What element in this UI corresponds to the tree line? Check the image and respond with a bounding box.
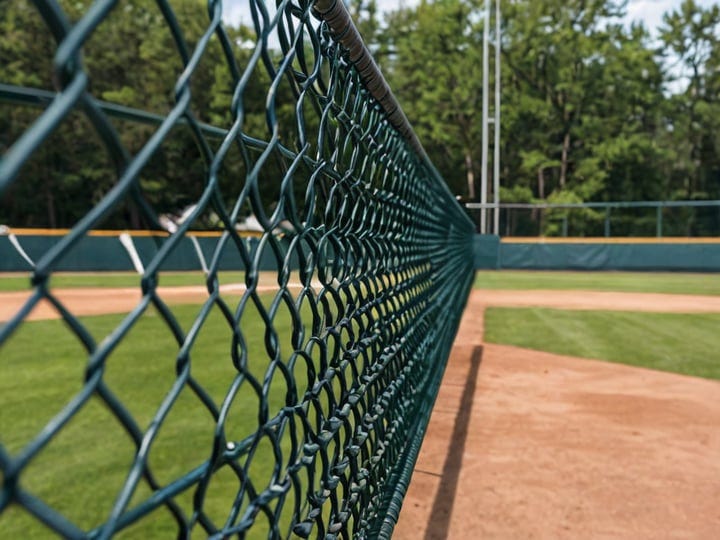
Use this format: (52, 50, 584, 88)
(0, 0, 302, 230)
(1, 0, 719, 235)
(369, 0, 720, 235)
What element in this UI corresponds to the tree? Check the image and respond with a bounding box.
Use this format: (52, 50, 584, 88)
(659, 0, 720, 209)
(502, 0, 628, 198)
(0, 0, 280, 228)
(0, 1, 89, 228)
(384, 0, 484, 199)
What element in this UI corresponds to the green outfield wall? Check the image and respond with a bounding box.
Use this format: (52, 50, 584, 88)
(0, 232, 294, 272)
(3, 233, 718, 273)
(474, 235, 720, 271)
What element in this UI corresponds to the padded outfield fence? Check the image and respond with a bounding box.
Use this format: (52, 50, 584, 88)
(0, 0, 474, 538)
(0, 229, 288, 272)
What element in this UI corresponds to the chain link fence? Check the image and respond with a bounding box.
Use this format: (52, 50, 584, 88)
(0, 0, 475, 537)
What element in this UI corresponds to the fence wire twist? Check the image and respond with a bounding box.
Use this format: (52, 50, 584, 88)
(0, 0, 475, 538)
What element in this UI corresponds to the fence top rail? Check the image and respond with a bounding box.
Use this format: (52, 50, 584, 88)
(313, 0, 469, 225)
(313, 0, 422, 157)
(466, 200, 720, 210)
(501, 236, 720, 244)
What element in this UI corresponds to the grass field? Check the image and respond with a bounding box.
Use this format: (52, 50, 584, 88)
(0, 301, 313, 538)
(475, 270, 720, 295)
(1, 270, 718, 296)
(0, 271, 250, 292)
(484, 307, 720, 380)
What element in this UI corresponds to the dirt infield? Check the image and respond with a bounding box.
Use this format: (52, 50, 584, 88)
(0, 284, 299, 321)
(3, 286, 720, 322)
(393, 290, 720, 539)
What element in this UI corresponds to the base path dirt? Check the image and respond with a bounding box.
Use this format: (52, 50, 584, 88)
(0, 284, 299, 322)
(3, 286, 720, 322)
(393, 290, 720, 539)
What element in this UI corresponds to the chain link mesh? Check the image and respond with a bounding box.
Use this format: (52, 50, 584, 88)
(0, 0, 475, 537)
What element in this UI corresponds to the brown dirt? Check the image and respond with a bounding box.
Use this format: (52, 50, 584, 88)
(3, 286, 719, 323)
(0, 284, 301, 322)
(393, 290, 720, 539)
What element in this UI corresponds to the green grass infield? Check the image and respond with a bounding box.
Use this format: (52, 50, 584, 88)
(484, 307, 720, 380)
(475, 270, 720, 296)
(2, 270, 719, 296)
(0, 271, 249, 292)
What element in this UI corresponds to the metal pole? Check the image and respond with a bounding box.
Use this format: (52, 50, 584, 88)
(492, 0, 501, 236)
(656, 205, 663, 237)
(480, 0, 490, 234)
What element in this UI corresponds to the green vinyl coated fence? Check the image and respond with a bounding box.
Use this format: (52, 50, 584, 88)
(471, 235, 720, 272)
(498, 239, 720, 271)
(0, 0, 475, 538)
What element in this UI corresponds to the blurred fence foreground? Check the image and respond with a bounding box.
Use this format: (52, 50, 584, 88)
(0, 0, 474, 538)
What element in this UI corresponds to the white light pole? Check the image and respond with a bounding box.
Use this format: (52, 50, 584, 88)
(480, 0, 490, 234)
(481, 0, 501, 236)
(493, 0, 501, 235)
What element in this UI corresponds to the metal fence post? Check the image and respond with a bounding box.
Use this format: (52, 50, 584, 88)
(604, 207, 611, 237)
(463, 200, 720, 237)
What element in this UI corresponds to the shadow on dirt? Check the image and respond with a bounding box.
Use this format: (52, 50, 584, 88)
(424, 345, 483, 540)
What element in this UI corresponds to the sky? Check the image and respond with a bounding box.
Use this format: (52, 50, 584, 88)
(624, 0, 716, 35)
(223, 0, 719, 33)
(221, 0, 716, 91)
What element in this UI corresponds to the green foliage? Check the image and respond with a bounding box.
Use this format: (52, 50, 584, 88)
(382, 0, 484, 198)
(378, 0, 720, 235)
(490, 0, 678, 215)
(2, 0, 720, 235)
(658, 0, 720, 216)
(0, 271, 250, 291)
(484, 307, 720, 380)
(0, 0, 303, 228)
